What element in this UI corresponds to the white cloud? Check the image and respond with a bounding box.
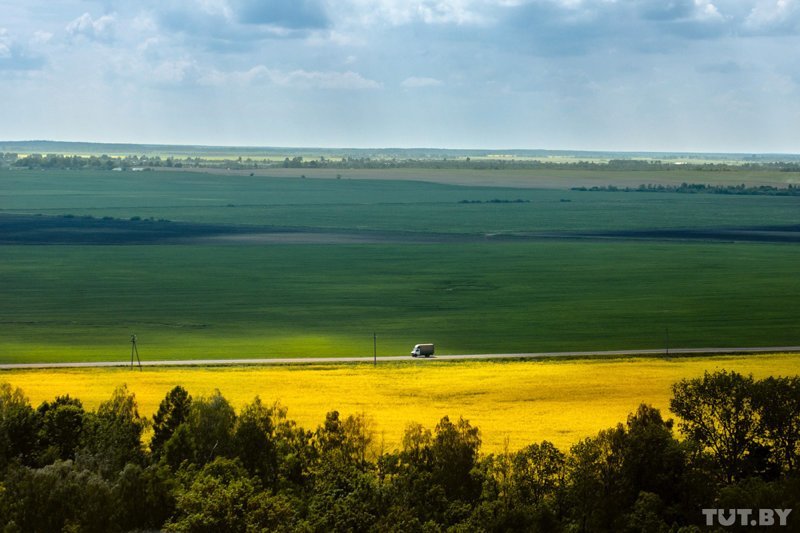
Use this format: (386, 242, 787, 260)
(31, 31, 53, 45)
(744, 0, 800, 30)
(258, 67, 382, 89)
(195, 0, 234, 19)
(138, 37, 162, 56)
(0, 29, 10, 58)
(306, 30, 365, 47)
(178, 64, 382, 90)
(693, 0, 724, 20)
(131, 14, 158, 33)
(402, 76, 444, 88)
(0, 27, 45, 70)
(340, 0, 491, 27)
(284, 69, 380, 89)
(151, 59, 201, 84)
(66, 13, 116, 41)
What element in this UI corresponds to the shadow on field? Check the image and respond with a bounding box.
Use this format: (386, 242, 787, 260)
(575, 226, 800, 244)
(2, 213, 800, 245)
(0, 213, 463, 245)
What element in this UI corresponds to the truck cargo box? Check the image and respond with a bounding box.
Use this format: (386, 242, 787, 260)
(411, 343, 434, 357)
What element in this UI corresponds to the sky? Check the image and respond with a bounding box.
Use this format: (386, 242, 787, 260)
(0, 0, 799, 152)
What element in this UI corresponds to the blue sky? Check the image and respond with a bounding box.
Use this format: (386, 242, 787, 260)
(1, 0, 798, 152)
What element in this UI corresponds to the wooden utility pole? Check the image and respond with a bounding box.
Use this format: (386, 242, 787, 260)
(130, 334, 142, 371)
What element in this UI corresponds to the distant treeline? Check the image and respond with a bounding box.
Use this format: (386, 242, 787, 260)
(5, 151, 800, 173)
(4, 153, 178, 170)
(573, 182, 800, 196)
(8, 140, 800, 162)
(458, 199, 531, 204)
(1, 370, 798, 532)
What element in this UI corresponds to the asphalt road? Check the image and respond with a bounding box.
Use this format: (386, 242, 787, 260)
(1, 346, 798, 370)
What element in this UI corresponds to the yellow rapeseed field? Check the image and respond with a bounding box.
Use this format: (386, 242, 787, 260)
(2, 354, 798, 453)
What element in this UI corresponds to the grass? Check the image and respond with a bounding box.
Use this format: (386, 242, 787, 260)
(3, 170, 800, 234)
(2, 241, 800, 363)
(160, 166, 800, 189)
(2, 354, 798, 452)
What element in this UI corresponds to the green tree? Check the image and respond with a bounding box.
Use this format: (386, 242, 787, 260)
(266, 402, 315, 492)
(400, 422, 433, 469)
(564, 405, 690, 532)
(112, 462, 178, 531)
(151, 385, 192, 458)
(0, 383, 40, 470)
(305, 411, 383, 531)
(467, 445, 564, 533)
(431, 416, 483, 504)
(0, 460, 114, 533)
(163, 423, 196, 471)
(245, 491, 301, 532)
(78, 384, 148, 478)
(36, 395, 85, 464)
(714, 477, 800, 533)
(623, 491, 671, 533)
(670, 371, 760, 483)
(512, 441, 566, 506)
(565, 426, 627, 532)
(381, 423, 446, 525)
(165, 457, 258, 533)
(619, 404, 685, 507)
(179, 389, 236, 466)
(307, 459, 381, 532)
(754, 376, 800, 474)
(315, 410, 375, 470)
(233, 396, 277, 484)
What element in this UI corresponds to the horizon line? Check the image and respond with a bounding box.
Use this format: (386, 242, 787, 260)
(2, 139, 799, 157)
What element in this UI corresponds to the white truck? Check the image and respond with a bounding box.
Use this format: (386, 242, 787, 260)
(411, 343, 435, 358)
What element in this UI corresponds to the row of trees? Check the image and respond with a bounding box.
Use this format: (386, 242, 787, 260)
(0, 370, 798, 532)
(278, 157, 800, 173)
(5, 151, 800, 173)
(572, 183, 800, 196)
(9, 153, 181, 170)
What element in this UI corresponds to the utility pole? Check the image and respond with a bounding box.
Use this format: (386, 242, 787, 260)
(665, 327, 670, 356)
(373, 332, 377, 367)
(130, 334, 142, 371)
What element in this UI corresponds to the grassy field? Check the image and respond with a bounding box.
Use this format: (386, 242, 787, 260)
(1, 167, 799, 363)
(161, 165, 800, 189)
(2, 354, 798, 452)
(3, 170, 800, 233)
(2, 241, 800, 362)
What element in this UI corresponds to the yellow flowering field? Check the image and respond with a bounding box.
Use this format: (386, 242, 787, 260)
(2, 354, 798, 453)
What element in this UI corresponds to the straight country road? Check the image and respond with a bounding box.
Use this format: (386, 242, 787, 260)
(1, 346, 798, 370)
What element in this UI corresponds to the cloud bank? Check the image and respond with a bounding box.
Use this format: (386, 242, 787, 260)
(0, 0, 798, 151)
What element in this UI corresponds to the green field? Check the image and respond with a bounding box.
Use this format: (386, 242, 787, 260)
(1, 167, 799, 363)
(3, 169, 800, 233)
